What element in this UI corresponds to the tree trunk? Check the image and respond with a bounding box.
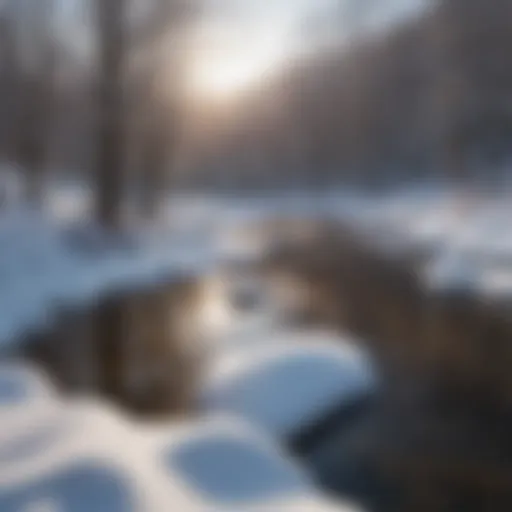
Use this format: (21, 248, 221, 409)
(18, 74, 51, 207)
(95, 0, 127, 230)
(0, 14, 19, 163)
(139, 112, 169, 220)
(14, 0, 56, 209)
(93, 0, 127, 410)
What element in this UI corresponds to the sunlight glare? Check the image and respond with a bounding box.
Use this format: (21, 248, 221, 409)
(188, 27, 288, 100)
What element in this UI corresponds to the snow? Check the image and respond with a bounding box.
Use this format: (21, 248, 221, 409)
(171, 435, 306, 502)
(201, 335, 376, 439)
(0, 399, 158, 512)
(0, 208, 218, 350)
(2, 182, 511, 340)
(310, 186, 512, 300)
(476, 268, 512, 300)
(196, 271, 284, 349)
(147, 417, 311, 506)
(356, 191, 465, 261)
(423, 201, 512, 296)
(0, 165, 24, 208)
(0, 188, 371, 509)
(0, 362, 62, 461)
(195, 270, 376, 442)
(0, 363, 358, 511)
(143, 416, 360, 511)
(1, 463, 138, 512)
(6, 182, 512, 510)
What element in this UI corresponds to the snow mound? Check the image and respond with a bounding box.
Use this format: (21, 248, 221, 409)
(0, 210, 216, 350)
(201, 335, 376, 438)
(0, 399, 152, 512)
(1, 462, 137, 512)
(0, 365, 358, 511)
(145, 416, 360, 511)
(424, 203, 512, 296)
(0, 362, 62, 457)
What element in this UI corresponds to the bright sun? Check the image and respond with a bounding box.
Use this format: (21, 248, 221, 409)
(187, 27, 287, 100)
(193, 54, 269, 97)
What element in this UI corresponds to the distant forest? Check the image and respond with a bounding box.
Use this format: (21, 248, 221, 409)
(183, 0, 512, 191)
(1, 0, 512, 206)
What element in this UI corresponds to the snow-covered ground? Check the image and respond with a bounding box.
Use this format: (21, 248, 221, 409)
(0, 183, 377, 510)
(0, 180, 510, 344)
(0, 363, 361, 511)
(201, 333, 375, 439)
(0, 207, 220, 350)
(193, 263, 377, 440)
(2, 179, 512, 509)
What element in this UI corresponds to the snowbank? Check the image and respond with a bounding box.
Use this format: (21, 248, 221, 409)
(140, 415, 360, 511)
(0, 362, 61, 460)
(0, 209, 218, 350)
(201, 334, 376, 439)
(0, 365, 359, 511)
(424, 202, 512, 296)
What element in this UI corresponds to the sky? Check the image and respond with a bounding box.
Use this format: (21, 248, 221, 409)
(21, 0, 429, 97)
(186, 0, 429, 98)
(51, 0, 429, 55)
(204, 0, 429, 48)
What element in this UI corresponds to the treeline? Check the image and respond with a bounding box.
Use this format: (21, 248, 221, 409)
(182, 0, 512, 191)
(2, 0, 512, 204)
(0, 0, 194, 226)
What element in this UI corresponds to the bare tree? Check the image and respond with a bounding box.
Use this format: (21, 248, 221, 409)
(95, 0, 128, 230)
(431, 0, 512, 191)
(9, 0, 56, 207)
(132, 0, 195, 221)
(0, 10, 19, 163)
(138, 96, 172, 219)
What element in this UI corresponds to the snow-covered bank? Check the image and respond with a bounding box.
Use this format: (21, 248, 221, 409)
(2, 180, 511, 350)
(0, 208, 219, 351)
(201, 332, 375, 440)
(0, 363, 361, 511)
(3, 181, 512, 510)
